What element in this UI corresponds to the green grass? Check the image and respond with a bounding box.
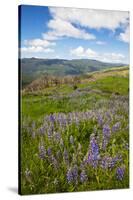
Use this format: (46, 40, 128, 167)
(20, 70, 129, 194)
(22, 93, 103, 120)
(89, 76, 129, 95)
(22, 75, 129, 120)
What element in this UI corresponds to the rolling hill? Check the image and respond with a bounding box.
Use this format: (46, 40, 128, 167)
(20, 57, 126, 88)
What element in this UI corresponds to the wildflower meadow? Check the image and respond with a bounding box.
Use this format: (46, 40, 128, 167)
(20, 68, 129, 194)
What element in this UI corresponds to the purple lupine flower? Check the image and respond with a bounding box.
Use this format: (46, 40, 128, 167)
(51, 155, 58, 169)
(80, 170, 87, 183)
(112, 122, 121, 133)
(88, 152, 93, 164)
(101, 155, 122, 170)
(48, 129, 52, 139)
(62, 117, 67, 127)
(72, 165, 78, 182)
(87, 135, 100, 168)
(80, 158, 87, 169)
(102, 137, 108, 150)
(125, 143, 129, 150)
(58, 114, 63, 126)
(116, 166, 125, 181)
(101, 156, 110, 169)
(105, 111, 112, 123)
(39, 126, 45, 135)
(66, 165, 78, 184)
(90, 137, 99, 160)
(54, 132, 61, 141)
(38, 144, 46, 159)
(108, 157, 119, 169)
(68, 113, 73, 124)
(101, 157, 108, 169)
(67, 168, 73, 184)
(58, 114, 67, 127)
(103, 124, 111, 137)
(102, 124, 111, 150)
(97, 115, 103, 126)
(47, 147, 52, 156)
(49, 114, 55, 123)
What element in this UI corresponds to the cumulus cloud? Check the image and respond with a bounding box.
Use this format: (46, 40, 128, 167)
(21, 38, 55, 54)
(118, 26, 129, 43)
(21, 7, 129, 58)
(70, 46, 97, 58)
(70, 46, 84, 56)
(21, 46, 54, 53)
(49, 7, 129, 30)
(101, 52, 125, 63)
(24, 39, 56, 47)
(43, 18, 95, 41)
(42, 7, 129, 43)
(70, 46, 125, 63)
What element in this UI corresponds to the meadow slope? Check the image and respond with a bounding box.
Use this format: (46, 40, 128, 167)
(20, 67, 129, 194)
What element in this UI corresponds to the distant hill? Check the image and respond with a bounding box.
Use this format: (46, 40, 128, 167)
(20, 57, 126, 88)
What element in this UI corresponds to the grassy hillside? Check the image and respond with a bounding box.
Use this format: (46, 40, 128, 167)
(20, 58, 126, 88)
(20, 67, 129, 194)
(22, 67, 129, 119)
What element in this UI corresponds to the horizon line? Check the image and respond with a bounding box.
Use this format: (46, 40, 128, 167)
(19, 57, 129, 65)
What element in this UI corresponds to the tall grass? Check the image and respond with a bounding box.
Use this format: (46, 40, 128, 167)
(20, 73, 129, 194)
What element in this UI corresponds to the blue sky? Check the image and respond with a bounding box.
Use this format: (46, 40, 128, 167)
(20, 5, 129, 63)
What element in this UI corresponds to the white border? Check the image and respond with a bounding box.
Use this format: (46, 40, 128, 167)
(0, 0, 132, 199)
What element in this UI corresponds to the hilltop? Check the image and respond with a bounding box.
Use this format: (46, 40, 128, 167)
(20, 58, 126, 88)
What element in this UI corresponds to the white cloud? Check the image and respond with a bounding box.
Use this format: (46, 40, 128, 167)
(24, 39, 56, 47)
(70, 46, 97, 58)
(21, 8, 129, 58)
(70, 46, 125, 63)
(49, 7, 129, 30)
(43, 7, 129, 42)
(42, 32, 59, 41)
(43, 18, 95, 41)
(21, 46, 54, 53)
(42, 48, 55, 53)
(70, 46, 84, 56)
(21, 38, 55, 54)
(101, 52, 125, 63)
(119, 26, 129, 43)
